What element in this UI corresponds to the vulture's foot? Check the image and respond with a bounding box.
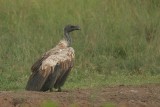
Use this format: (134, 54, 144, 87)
(58, 87, 61, 92)
(49, 88, 53, 92)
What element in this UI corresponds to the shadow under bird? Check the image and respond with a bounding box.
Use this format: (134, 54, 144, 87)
(25, 25, 80, 92)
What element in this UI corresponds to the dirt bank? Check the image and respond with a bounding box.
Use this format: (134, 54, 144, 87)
(0, 84, 160, 107)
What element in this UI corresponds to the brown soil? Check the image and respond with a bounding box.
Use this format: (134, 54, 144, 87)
(0, 84, 160, 107)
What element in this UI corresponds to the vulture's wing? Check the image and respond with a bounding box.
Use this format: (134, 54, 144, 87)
(31, 47, 59, 72)
(40, 56, 74, 91)
(26, 47, 74, 91)
(26, 47, 59, 91)
(25, 63, 52, 91)
(54, 59, 74, 89)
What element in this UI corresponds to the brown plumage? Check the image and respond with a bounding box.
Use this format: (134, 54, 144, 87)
(25, 25, 80, 92)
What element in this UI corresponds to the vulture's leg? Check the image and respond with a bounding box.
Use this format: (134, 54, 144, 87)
(58, 87, 61, 92)
(49, 88, 53, 92)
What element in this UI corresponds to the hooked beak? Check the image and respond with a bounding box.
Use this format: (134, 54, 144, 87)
(75, 26, 80, 30)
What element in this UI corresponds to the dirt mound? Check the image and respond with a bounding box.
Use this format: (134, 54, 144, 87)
(0, 84, 160, 107)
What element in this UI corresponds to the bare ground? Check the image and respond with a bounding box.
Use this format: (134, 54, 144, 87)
(0, 84, 160, 107)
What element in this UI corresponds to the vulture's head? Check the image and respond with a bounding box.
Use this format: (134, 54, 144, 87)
(64, 25, 80, 33)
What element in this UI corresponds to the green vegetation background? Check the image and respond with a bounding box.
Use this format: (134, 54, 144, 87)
(0, 0, 160, 90)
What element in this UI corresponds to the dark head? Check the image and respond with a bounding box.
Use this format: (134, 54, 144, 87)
(63, 25, 80, 46)
(64, 25, 80, 33)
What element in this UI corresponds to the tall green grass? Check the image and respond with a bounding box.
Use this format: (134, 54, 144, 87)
(0, 0, 160, 90)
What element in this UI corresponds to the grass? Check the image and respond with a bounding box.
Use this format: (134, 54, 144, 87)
(0, 0, 160, 91)
(42, 101, 58, 107)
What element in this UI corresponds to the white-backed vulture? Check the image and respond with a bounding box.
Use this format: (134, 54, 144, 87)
(25, 25, 80, 92)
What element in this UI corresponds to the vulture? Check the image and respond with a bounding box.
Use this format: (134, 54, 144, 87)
(25, 25, 80, 92)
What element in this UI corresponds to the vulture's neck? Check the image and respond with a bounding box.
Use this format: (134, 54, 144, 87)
(64, 31, 72, 47)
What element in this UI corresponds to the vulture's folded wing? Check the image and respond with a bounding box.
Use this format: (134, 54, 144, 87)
(25, 65, 52, 91)
(26, 47, 74, 91)
(54, 59, 74, 89)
